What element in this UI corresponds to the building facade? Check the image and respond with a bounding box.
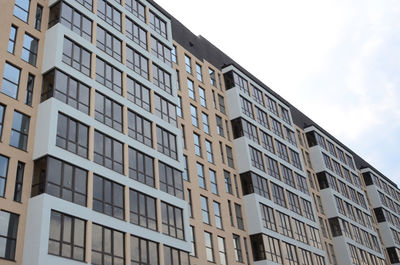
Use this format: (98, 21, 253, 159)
(0, 0, 399, 265)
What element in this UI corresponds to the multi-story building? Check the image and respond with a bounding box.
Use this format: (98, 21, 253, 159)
(0, 1, 399, 265)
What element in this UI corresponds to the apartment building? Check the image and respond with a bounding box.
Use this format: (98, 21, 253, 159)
(0, 1, 399, 265)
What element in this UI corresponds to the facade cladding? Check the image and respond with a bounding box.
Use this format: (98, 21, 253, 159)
(0, 0, 399, 265)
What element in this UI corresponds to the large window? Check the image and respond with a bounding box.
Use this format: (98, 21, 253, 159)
(125, 0, 145, 22)
(97, 0, 121, 30)
(250, 146, 264, 171)
(277, 211, 292, 237)
(155, 94, 177, 126)
(260, 203, 276, 231)
(127, 76, 150, 111)
(0, 210, 19, 260)
(14, 0, 30, 22)
(131, 235, 159, 265)
(92, 224, 124, 265)
(10, 111, 30, 151)
(62, 38, 91, 76)
(48, 211, 85, 261)
(130, 189, 157, 231)
(162, 202, 184, 240)
(156, 126, 177, 159)
(96, 26, 122, 61)
(96, 57, 122, 95)
(21, 33, 38, 66)
(32, 156, 87, 206)
(159, 161, 183, 199)
(41, 69, 90, 114)
(95, 92, 123, 132)
(271, 183, 286, 207)
(94, 131, 124, 174)
(151, 36, 172, 65)
(128, 147, 154, 187)
(0, 155, 9, 198)
(281, 165, 295, 188)
(164, 245, 190, 265)
(127, 46, 149, 79)
(266, 155, 280, 180)
(128, 110, 152, 147)
(93, 174, 124, 220)
(153, 64, 171, 94)
(49, 2, 92, 41)
(241, 171, 270, 199)
(56, 113, 88, 158)
(265, 235, 282, 263)
(149, 11, 167, 38)
(1, 62, 21, 99)
(125, 17, 147, 49)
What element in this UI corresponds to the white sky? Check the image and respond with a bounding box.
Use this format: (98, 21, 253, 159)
(155, 0, 400, 186)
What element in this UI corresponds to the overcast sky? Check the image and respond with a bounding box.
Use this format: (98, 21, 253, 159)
(155, 0, 400, 186)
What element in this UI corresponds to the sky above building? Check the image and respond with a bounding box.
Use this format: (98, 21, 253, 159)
(155, 0, 400, 186)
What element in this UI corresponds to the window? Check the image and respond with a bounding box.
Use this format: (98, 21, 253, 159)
(97, 0, 121, 30)
(250, 146, 265, 171)
(183, 155, 189, 181)
(267, 96, 278, 115)
(256, 107, 269, 129)
(130, 189, 157, 231)
(154, 95, 177, 126)
(127, 110, 152, 147)
(161, 202, 184, 240)
(127, 76, 150, 111)
(266, 155, 280, 180)
(271, 183, 286, 207)
(0, 155, 9, 197)
(94, 130, 124, 174)
(296, 174, 309, 194)
(172, 45, 177, 63)
(56, 113, 88, 158)
(0, 105, 4, 140)
(241, 118, 259, 143)
(348, 244, 360, 265)
(62, 38, 90, 76)
(125, 0, 145, 22)
(193, 133, 202, 156)
(48, 211, 85, 261)
(281, 165, 295, 187)
(10, 111, 30, 151)
(149, 11, 167, 38)
(218, 95, 226, 114)
(224, 170, 233, 194)
(283, 242, 298, 265)
(260, 203, 276, 231)
(177, 96, 182, 117)
(151, 36, 172, 65)
(277, 211, 293, 237)
(93, 174, 124, 220)
(265, 235, 283, 263)
(31, 156, 87, 206)
(209, 68, 217, 86)
(233, 234, 243, 262)
(127, 46, 149, 79)
(8, 25, 17, 54)
(216, 115, 224, 136)
(95, 93, 122, 132)
(153, 64, 172, 94)
(156, 126, 177, 159)
(346, 154, 355, 170)
(290, 149, 302, 170)
(218, 237, 227, 265)
(159, 161, 183, 199)
(201, 195, 210, 224)
(186, 79, 195, 99)
(204, 232, 215, 262)
(261, 131, 275, 153)
(226, 145, 234, 168)
(125, 17, 147, 49)
(96, 26, 122, 61)
(309, 225, 322, 249)
(163, 245, 190, 265)
(293, 219, 308, 244)
(49, 2, 92, 41)
(92, 224, 124, 265)
(271, 117, 283, 138)
(285, 128, 297, 146)
(334, 196, 345, 215)
(287, 191, 301, 215)
(25, 73, 34, 106)
(187, 189, 193, 217)
(280, 106, 291, 124)
(195, 163, 206, 189)
(189, 105, 198, 127)
(195, 63, 203, 82)
(302, 199, 315, 221)
(240, 96, 254, 119)
(13, 162, 24, 202)
(96, 57, 122, 94)
(202, 113, 210, 134)
(1, 62, 20, 99)
(189, 226, 196, 256)
(235, 203, 244, 230)
(128, 148, 154, 188)
(41, 69, 90, 114)
(213, 201, 223, 229)
(131, 235, 159, 265)
(76, 0, 92, 10)
(0, 210, 19, 260)
(205, 140, 214, 163)
(252, 85, 264, 105)
(14, 0, 30, 22)
(299, 248, 313, 265)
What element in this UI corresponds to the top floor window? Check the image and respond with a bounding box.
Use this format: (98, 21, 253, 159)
(149, 11, 167, 38)
(125, 0, 145, 22)
(98, 0, 121, 30)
